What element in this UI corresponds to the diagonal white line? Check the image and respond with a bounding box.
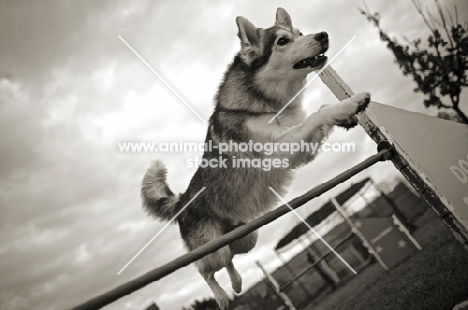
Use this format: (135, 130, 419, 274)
(268, 36, 356, 123)
(268, 187, 357, 274)
(118, 35, 207, 124)
(117, 187, 206, 275)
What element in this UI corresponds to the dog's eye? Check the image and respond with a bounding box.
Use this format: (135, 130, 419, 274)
(277, 38, 289, 46)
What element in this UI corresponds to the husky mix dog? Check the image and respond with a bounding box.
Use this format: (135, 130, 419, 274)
(141, 8, 370, 309)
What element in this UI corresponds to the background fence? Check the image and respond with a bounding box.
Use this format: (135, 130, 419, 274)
(229, 180, 428, 309)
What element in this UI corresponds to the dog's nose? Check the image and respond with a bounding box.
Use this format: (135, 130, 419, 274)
(315, 31, 328, 42)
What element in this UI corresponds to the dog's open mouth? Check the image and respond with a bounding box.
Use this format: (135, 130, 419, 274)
(293, 54, 327, 69)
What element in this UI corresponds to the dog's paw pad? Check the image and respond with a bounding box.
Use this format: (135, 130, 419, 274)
(337, 116, 358, 129)
(232, 280, 242, 294)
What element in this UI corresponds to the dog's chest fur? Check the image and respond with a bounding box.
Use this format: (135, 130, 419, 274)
(198, 83, 306, 223)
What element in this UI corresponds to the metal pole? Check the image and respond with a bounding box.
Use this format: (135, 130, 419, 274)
(72, 144, 393, 310)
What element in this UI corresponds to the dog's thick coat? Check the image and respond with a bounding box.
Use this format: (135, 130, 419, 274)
(141, 8, 370, 309)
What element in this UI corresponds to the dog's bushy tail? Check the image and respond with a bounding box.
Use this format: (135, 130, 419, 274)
(141, 160, 180, 222)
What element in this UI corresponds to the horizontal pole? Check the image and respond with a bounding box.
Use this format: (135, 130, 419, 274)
(72, 145, 393, 310)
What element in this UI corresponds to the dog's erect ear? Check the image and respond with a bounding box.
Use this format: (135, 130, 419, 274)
(275, 7, 292, 31)
(236, 16, 263, 65)
(236, 16, 261, 47)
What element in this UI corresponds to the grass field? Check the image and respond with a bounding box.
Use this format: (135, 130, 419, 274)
(306, 210, 468, 310)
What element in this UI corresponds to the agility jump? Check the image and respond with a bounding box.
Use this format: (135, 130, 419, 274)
(72, 141, 393, 310)
(72, 65, 468, 309)
(319, 66, 468, 249)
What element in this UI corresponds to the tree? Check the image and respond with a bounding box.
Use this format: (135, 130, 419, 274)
(360, 0, 468, 124)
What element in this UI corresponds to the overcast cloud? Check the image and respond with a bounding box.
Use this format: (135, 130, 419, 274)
(0, 0, 467, 309)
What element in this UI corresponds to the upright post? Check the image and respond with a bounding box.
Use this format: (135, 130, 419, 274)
(255, 261, 297, 310)
(297, 237, 340, 284)
(331, 197, 389, 270)
(274, 250, 312, 299)
(391, 214, 422, 251)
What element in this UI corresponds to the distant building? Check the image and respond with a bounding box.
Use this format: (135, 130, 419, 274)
(144, 302, 160, 310)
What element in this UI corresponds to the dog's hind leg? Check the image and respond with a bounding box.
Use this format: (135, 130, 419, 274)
(226, 260, 242, 294)
(229, 230, 258, 255)
(196, 245, 232, 310)
(201, 271, 230, 310)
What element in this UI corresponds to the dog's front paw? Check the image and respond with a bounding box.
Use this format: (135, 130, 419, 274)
(350, 92, 371, 113)
(337, 115, 359, 130)
(333, 92, 370, 129)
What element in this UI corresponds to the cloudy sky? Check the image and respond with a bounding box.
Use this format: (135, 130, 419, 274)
(1, 1, 467, 309)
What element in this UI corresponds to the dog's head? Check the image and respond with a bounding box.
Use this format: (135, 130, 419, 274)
(236, 8, 329, 78)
